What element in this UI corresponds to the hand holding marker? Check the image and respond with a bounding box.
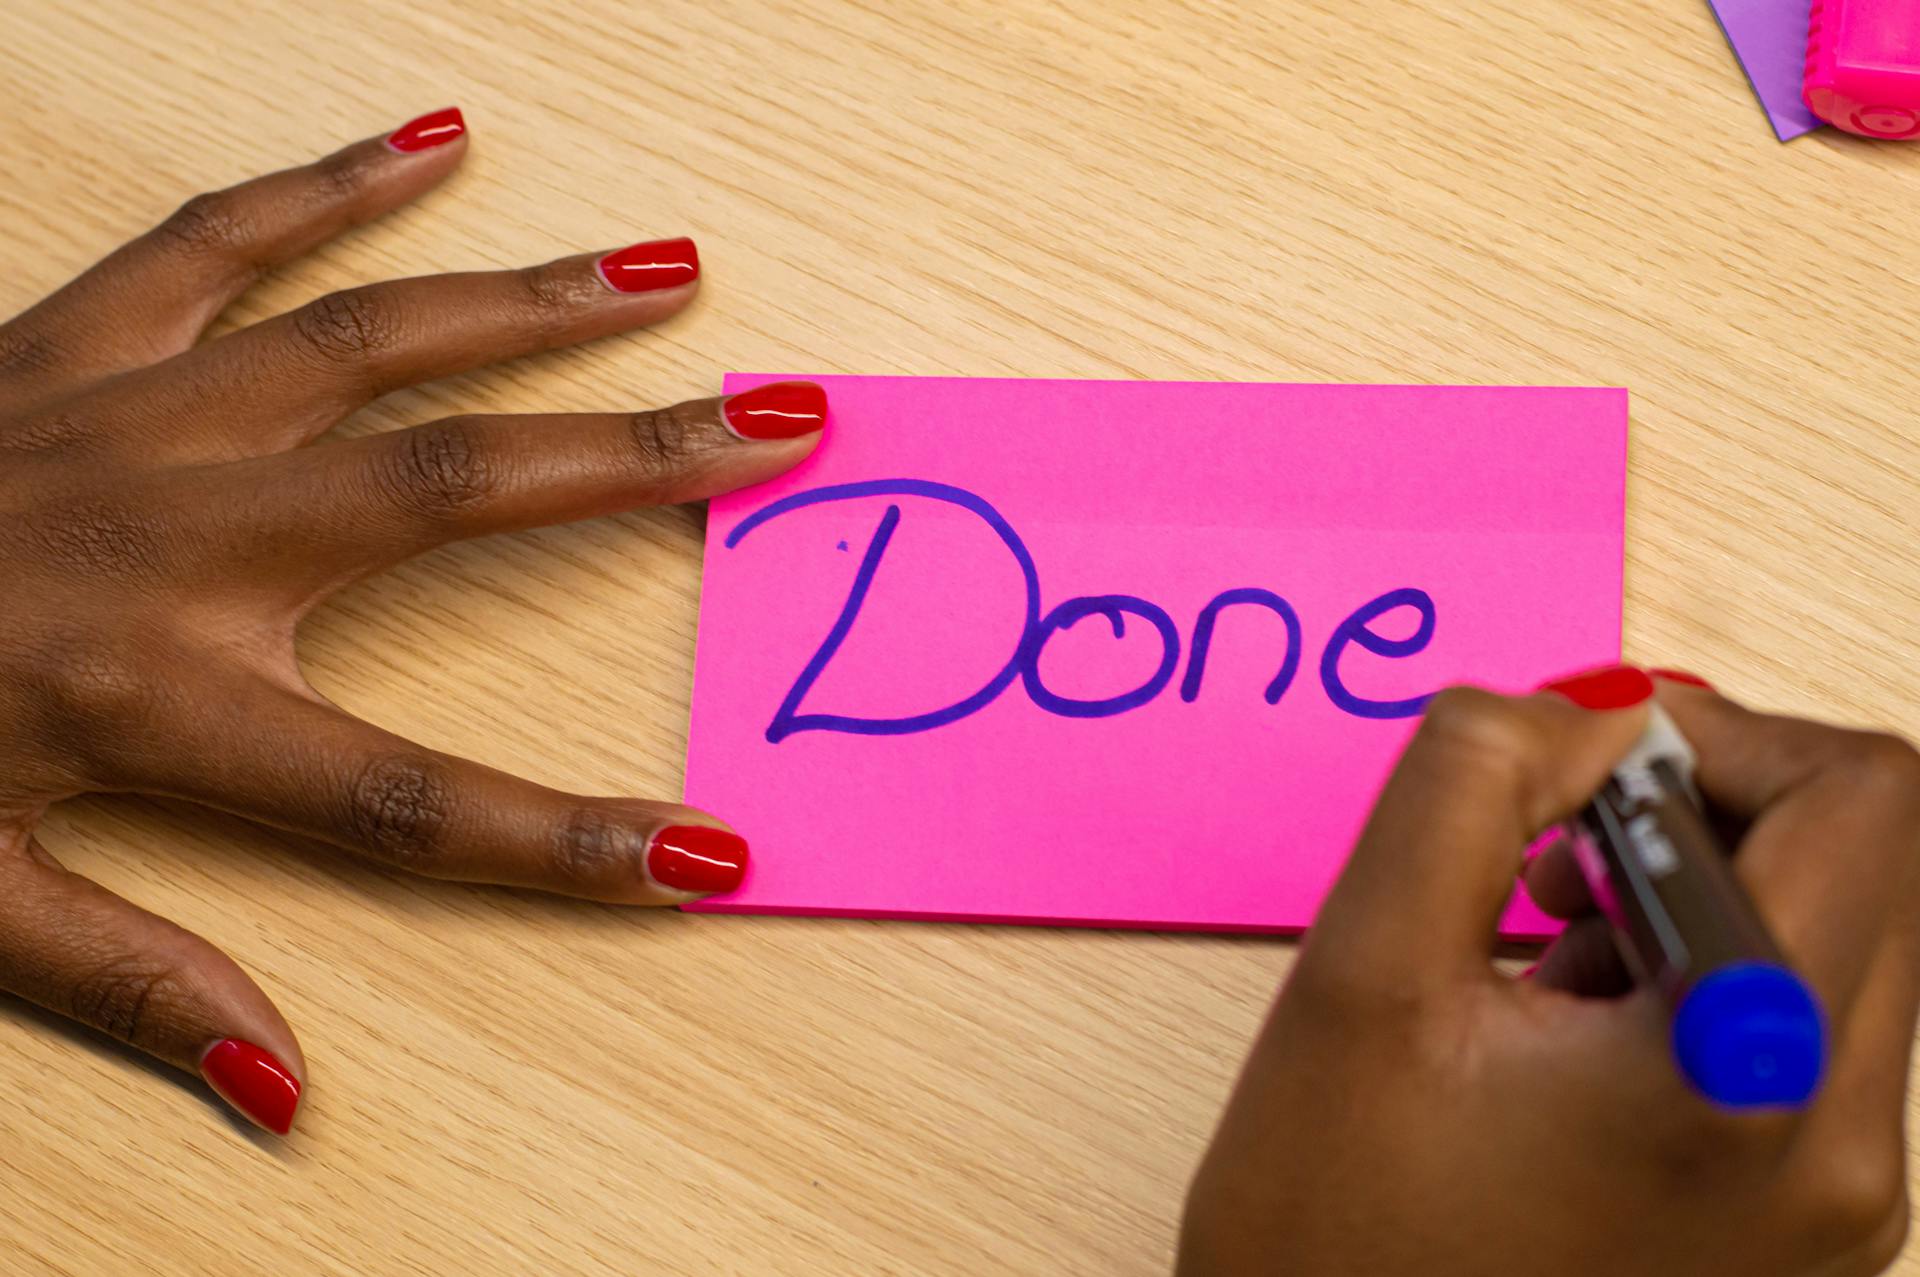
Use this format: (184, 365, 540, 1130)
(1543, 667, 1825, 1109)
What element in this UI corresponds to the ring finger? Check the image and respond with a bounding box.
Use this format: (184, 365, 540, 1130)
(86, 236, 702, 462)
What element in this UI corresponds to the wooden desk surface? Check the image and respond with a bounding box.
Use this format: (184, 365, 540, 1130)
(2, 1, 1916, 1272)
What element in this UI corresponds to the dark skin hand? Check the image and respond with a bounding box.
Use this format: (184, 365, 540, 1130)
(1180, 672, 1920, 1276)
(0, 110, 824, 1133)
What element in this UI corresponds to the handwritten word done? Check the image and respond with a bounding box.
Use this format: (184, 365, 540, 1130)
(727, 479, 1438, 742)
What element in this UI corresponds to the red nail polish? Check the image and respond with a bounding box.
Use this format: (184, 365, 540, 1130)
(1518, 962, 1541, 981)
(649, 825, 748, 894)
(200, 1038, 301, 1135)
(1650, 668, 1715, 691)
(596, 237, 700, 293)
(724, 381, 829, 440)
(1539, 664, 1655, 710)
(386, 107, 466, 153)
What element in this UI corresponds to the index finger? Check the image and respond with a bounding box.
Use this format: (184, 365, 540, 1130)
(1302, 677, 1649, 996)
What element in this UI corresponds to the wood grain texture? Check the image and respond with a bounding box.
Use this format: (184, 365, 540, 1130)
(0, 0, 1916, 1272)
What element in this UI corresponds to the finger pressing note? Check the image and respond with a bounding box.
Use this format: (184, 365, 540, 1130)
(119, 679, 748, 904)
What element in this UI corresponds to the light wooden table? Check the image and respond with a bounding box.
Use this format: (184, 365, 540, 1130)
(1, 1, 1915, 1272)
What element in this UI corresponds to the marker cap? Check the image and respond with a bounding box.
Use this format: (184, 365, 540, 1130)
(1672, 962, 1826, 1109)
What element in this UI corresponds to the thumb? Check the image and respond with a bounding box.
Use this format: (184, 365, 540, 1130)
(0, 839, 305, 1134)
(1303, 670, 1651, 994)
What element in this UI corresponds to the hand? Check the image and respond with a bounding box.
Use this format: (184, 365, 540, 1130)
(1179, 668, 1920, 1276)
(0, 109, 826, 1134)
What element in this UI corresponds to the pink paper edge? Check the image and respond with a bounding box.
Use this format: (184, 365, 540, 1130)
(685, 899, 1558, 943)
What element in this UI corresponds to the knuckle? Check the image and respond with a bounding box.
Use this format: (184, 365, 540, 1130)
(553, 807, 639, 884)
(379, 420, 497, 518)
(156, 191, 257, 257)
(67, 959, 179, 1045)
(19, 633, 167, 785)
(0, 410, 91, 459)
(292, 286, 403, 367)
(515, 261, 598, 346)
(313, 144, 383, 203)
(346, 755, 453, 870)
(1414, 687, 1536, 780)
(35, 639, 153, 728)
(26, 497, 168, 582)
(625, 401, 707, 478)
(0, 324, 62, 379)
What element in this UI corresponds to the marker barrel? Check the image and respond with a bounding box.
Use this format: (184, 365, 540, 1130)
(1569, 708, 1826, 1109)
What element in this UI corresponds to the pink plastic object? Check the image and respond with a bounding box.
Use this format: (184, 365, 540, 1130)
(1805, 0, 1920, 138)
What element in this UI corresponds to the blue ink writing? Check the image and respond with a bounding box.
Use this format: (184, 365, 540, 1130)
(1319, 587, 1437, 720)
(730, 480, 1039, 742)
(725, 479, 1437, 742)
(1022, 595, 1183, 719)
(1182, 588, 1302, 705)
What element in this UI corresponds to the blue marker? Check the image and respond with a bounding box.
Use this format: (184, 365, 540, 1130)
(1567, 705, 1826, 1109)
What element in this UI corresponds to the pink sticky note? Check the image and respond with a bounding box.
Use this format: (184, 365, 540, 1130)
(686, 376, 1626, 937)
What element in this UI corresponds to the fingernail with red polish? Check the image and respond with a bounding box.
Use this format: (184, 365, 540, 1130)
(386, 107, 467, 153)
(649, 825, 748, 895)
(201, 1038, 302, 1135)
(1651, 668, 1715, 691)
(596, 237, 700, 294)
(1539, 664, 1655, 710)
(1518, 962, 1541, 981)
(724, 381, 829, 440)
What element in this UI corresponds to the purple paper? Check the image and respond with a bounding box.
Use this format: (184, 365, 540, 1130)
(1710, 0, 1824, 140)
